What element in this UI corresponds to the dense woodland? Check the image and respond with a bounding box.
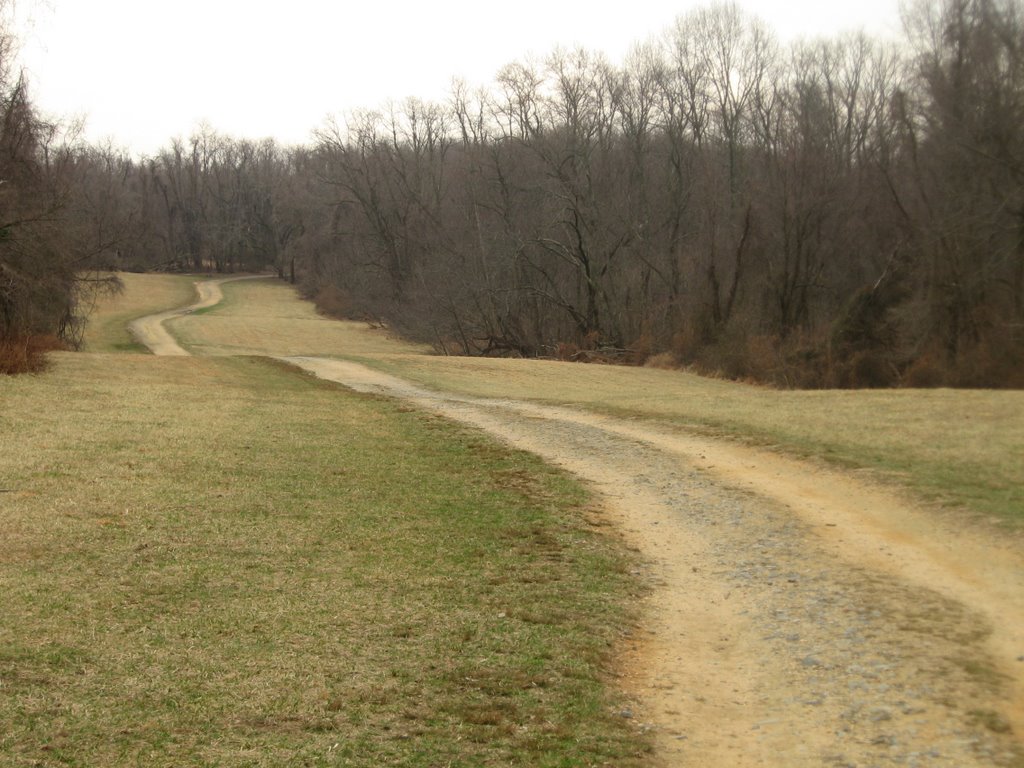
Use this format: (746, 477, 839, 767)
(2, 0, 1022, 386)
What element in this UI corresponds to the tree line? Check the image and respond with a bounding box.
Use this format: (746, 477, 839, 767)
(4, 0, 1022, 386)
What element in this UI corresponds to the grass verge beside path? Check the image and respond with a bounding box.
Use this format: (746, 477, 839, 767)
(0, 353, 646, 766)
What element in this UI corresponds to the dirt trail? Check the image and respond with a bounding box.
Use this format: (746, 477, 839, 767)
(286, 356, 1024, 767)
(128, 275, 271, 355)
(131, 282, 1024, 766)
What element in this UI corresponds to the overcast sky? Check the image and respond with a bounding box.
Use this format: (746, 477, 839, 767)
(11, 0, 904, 156)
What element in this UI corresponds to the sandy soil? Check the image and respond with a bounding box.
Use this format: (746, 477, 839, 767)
(129, 282, 1024, 766)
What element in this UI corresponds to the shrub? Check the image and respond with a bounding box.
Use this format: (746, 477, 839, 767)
(950, 336, 1024, 389)
(0, 335, 66, 375)
(903, 350, 948, 388)
(312, 284, 350, 319)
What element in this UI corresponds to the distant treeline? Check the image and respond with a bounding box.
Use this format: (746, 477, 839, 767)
(4, 0, 1023, 386)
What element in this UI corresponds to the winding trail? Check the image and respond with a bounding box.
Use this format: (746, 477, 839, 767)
(128, 275, 272, 356)
(136, 281, 1024, 767)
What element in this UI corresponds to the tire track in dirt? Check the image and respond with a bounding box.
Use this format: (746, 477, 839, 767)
(285, 356, 1024, 768)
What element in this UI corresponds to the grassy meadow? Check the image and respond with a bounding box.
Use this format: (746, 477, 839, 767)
(0, 279, 648, 765)
(4, 270, 1018, 763)
(170, 277, 1021, 525)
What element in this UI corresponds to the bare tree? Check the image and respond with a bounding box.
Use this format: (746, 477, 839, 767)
(0, 21, 119, 369)
(899, 0, 1024, 377)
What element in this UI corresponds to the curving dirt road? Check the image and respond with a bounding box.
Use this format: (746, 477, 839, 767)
(284, 357, 1024, 767)
(134, 282, 1024, 766)
(128, 275, 272, 355)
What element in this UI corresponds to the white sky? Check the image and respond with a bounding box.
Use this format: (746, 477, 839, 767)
(12, 0, 904, 157)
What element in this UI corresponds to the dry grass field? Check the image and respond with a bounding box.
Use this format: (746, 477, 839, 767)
(0, 352, 646, 766)
(5, 272, 1019, 765)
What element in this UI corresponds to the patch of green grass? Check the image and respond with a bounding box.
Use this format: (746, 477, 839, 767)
(955, 658, 1011, 688)
(0, 353, 647, 766)
(111, 339, 149, 353)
